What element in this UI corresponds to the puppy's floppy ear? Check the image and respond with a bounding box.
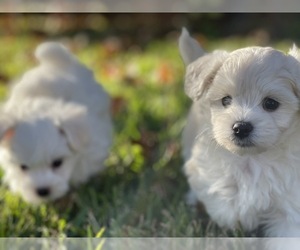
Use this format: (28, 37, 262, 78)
(185, 50, 229, 101)
(179, 27, 205, 65)
(57, 106, 90, 152)
(0, 113, 16, 144)
(179, 28, 229, 101)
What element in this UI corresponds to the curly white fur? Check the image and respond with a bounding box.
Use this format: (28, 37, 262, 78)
(180, 28, 300, 237)
(0, 42, 113, 204)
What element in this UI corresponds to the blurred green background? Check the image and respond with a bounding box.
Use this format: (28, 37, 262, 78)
(0, 13, 298, 237)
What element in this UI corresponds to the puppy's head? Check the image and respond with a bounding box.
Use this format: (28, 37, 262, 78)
(180, 29, 300, 155)
(0, 102, 90, 204)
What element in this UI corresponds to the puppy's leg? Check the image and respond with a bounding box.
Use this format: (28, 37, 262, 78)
(185, 156, 261, 231)
(185, 159, 240, 230)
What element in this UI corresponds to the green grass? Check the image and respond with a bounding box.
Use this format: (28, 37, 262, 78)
(0, 27, 292, 237)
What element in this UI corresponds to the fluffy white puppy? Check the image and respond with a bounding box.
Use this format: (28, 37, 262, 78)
(180, 28, 300, 237)
(0, 42, 113, 204)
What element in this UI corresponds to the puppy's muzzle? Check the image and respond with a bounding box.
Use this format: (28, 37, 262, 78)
(232, 121, 253, 139)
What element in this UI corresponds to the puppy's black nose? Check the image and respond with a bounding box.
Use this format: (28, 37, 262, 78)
(232, 121, 253, 139)
(36, 188, 50, 197)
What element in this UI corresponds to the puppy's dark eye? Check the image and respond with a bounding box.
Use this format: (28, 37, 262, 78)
(262, 97, 280, 112)
(20, 164, 29, 171)
(221, 96, 232, 107)
(51, 158, 63, 169)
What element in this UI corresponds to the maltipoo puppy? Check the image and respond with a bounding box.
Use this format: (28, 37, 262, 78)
(0, 42, 112, 204)
(180, 28, 300, 237)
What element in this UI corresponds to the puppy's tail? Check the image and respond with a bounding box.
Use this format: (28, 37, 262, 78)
(35, 42, 74, 68)
(179, 27, 205, 66)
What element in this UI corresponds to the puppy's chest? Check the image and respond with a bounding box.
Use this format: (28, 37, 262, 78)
(207, 153, 295, 211)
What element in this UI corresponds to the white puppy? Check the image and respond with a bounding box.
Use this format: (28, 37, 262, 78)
(0, 42, 113, 204)
(180, 28, 300, 237)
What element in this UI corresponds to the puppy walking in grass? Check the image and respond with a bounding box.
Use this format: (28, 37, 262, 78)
(0, 42, 112, 204)
(180, 28, 300, 237)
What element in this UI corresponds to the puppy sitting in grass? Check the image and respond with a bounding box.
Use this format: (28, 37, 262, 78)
(180, 28, 300, 237)
(0, 42, 112, 204)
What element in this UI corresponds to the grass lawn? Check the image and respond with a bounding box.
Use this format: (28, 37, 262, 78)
(0, 16, 293, 237)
